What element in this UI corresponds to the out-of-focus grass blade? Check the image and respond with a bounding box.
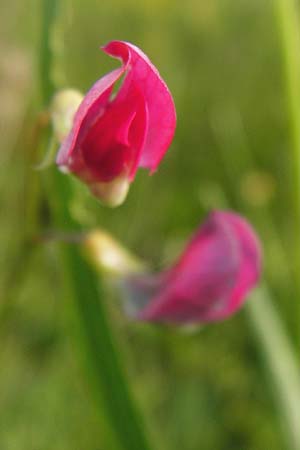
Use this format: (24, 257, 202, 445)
(63, 241, 153, 450)
(273, 0, 300, 343)
(40, 0, 58, 102)
(247, 286, 300, 450)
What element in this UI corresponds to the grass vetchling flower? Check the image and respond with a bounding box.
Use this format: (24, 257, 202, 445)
(124, 211, 262, 324)
(56, 40, 176, 206)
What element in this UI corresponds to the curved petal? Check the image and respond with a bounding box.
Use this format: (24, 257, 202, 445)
(81, 84, 148, 181)
(103, 41, 176, 172)
(209, 211, 262, 320)
(56, 66, 126, 166)
(136, 211, 261, 324)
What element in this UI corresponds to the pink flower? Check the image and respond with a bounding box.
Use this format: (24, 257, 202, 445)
(56, 40, 176, 206)
(125, 211, 262, 324)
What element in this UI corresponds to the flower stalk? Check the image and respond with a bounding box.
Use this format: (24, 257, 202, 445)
(273, 0, 300, 344)
(247, 286, 300, 450)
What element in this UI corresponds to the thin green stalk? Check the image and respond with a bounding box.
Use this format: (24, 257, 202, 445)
(40, 0, 58, 103)
(247, 286, 300, 450)
(274, 0, 300, 342)
(39, 1, 154, 450)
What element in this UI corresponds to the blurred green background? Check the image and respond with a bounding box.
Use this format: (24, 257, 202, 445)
(1, 0, 299, 448)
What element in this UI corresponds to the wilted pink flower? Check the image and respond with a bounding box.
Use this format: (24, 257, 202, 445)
(56, 40, 176, 206)
(125, 211, 261, 324)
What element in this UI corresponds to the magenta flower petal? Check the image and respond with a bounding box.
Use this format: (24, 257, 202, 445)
(126, 211, 261, 324)
(56, 41, 176, 204)
(56, 67, 126, 169)
(103, 41, 176, 174)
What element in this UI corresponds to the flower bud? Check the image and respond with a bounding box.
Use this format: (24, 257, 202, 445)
(82, 229, 145, 277)
(50, 89, 83, 143)
(55, 41, 176, 207)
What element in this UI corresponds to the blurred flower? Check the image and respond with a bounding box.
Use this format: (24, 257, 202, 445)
(56, 40, 176, 207)
(124, 211, 262, 324)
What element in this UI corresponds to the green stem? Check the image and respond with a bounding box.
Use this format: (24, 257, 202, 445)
(247, 286, 300, 450)
(274, 0, 300, 342)
(40, 0, 58, 104)
(39, 2, 154, 450)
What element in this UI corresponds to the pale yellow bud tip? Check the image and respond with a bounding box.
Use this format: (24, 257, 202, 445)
(82, 230, 145, 276)
(90, 175, 130, 207)
(50, 89, 84, 143)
